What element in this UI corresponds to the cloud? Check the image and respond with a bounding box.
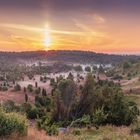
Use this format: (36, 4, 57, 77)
(0, 23, 84, 36)
(0, 23, 42, 32)
(93, 14, 106, 24)
(73, 19, 106, 37)
(10, 35, 44, 50)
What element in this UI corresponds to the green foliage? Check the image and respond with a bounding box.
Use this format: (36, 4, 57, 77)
(73, 65, 83, 72)
(35, 87, 41, 95)
(131, 117, 140, 134)
(98, 65, 104, 74)
(45, 124, 58, 136)
(112, 74, 123, 80)
(123, 61, 131, 69)
(14, 84, 21, 91)
(27, 107, 38, 119)
(27, 84, 33, 92)
(42, 88, 47, 96)
(67, 72, 74, 81)
(50, 78, 55, 86)
(92, 107, 107, 126)
(0, 109, 27, 137)
(72, 129, 81, 136)
(23, 87, 26, 93)
(37, 114, 58, 135)
(58, 79, 76, 108)
(25, 93, 28, 102)
(52, 79, 77, 122)
(35, 73, 139, 135)
(70, 115, 91, 127)
(3, 100, 16, 113)
(72, 74, 139, 126)
(35, 82, 38, 88)
(85, 66, 91, 72)
(21, 103, 32, 113)
(127, 72, 132, 78)
(35, 96, 51, 107)
(0, 85, 8, 91)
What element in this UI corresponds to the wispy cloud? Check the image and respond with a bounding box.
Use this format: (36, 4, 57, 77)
(93, 14, 106, 24)
(0, 23, 83, 36)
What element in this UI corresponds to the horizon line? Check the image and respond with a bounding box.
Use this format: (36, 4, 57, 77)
(0, 49, 140, 56)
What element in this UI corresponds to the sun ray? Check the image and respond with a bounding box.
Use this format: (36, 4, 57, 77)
(44, 24, 52, 49)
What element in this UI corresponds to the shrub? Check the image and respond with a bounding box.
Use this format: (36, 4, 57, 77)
(42, 88, 47, 96)
(35, 87, 41, 95)
(70, 115, 91, 127)
(46, 124, 58, 136)
(3, 100, 16, 113)
(92, 107, 107, 126)
(123, 61, 131, 69)
(25, 93, 28, 102)
(35, 96, 51, 107)
(21, 103, 32, 113)
(37, 114, 58, 135)
(72, 129, 81, 136)
(131, 117, 140, 134)
(0, 109, 27, 137)
(14, 84, 21, 91)
(73, 65, 83, 72)
(85, 66, 91, 72)
(27, 107, 38, 119)
(27, 84, 33, 92)
(0, 86, 8, 91)
(112, 74, 123, 80)
(50, 78, 55, 86)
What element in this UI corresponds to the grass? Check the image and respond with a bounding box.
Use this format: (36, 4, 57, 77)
(125, 94, 140, 109)
(59, 126, 140, 140)
(60, 94, 140, 140)
(4, 125, 139, 140)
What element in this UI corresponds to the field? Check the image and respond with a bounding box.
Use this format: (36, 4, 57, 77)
(0, 60, 140, 139)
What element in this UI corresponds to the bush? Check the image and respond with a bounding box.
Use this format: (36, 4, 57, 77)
(37, 114, 58, 135)
(27, 84, 33, 92)
(72, 129, 81, 136)
(14, 84, 21, 91)
(3, 100, 16, 113)
(35, 87, 41, 95)
(70, 115, 91, 127)
(36, 74, 140, 135)
(0, 109, 27, 137)
(35, 96, 51, 107)
(27, 107, 38, 119)
(92, 107, 107, 126)
(112, 74, 123, 80)
(46, 124, 58, 136)
(0, 86, 8, 91)
(21, 103, 32, 113)
(73, 65, 83, 72)
(123, 61, 131, 69)
(85, 66, 91, 72)
(131, 117, 140, 134)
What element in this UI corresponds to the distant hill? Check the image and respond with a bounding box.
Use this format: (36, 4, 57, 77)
(0, 50, 139, 64)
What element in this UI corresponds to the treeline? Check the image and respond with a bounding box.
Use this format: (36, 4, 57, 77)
(0, 50, 139, 64)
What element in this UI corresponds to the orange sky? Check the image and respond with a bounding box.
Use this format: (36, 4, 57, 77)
(0, 0, 140, 54)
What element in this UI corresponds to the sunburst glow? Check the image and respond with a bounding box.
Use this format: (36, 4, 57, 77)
(44, 25, 52, 49)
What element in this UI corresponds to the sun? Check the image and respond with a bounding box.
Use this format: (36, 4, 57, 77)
(44, 25, 52, 49)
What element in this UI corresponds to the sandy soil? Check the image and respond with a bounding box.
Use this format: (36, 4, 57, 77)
(0, 90, 34, 104)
